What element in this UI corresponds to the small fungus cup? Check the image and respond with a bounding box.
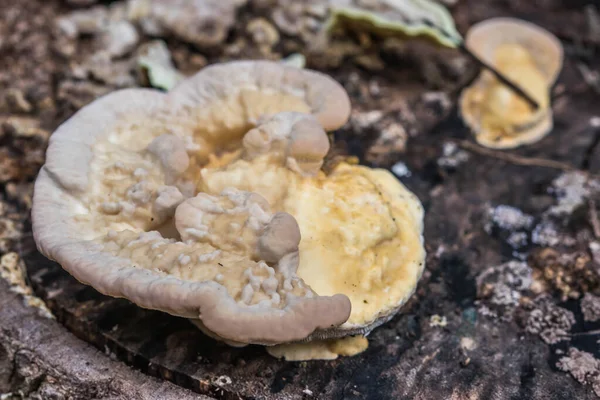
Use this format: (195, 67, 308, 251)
(459, 18, 564, 149)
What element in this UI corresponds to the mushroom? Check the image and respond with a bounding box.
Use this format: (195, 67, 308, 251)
(32, 60, 425, 355)
(459, 18, 564, 149)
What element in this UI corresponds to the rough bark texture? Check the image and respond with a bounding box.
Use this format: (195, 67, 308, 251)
(0, 279, 211, 400)
(2, 0, 600, 399)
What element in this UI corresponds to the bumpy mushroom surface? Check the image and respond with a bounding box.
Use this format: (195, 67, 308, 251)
(32, 60, 425, 349)
(459, 18, 564, 149)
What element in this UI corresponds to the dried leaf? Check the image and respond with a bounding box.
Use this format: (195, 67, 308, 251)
(326, 0, 461, 48)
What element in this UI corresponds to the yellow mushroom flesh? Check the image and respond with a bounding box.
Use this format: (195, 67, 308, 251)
(459, 18, 563, 149)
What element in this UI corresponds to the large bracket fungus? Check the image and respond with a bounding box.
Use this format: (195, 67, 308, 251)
(32, 60, 426, 356)
(459, 18, 564, 149)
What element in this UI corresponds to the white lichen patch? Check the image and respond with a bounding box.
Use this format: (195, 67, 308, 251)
(391, 162, 411, 178)
(213, 375, 232, 387)
(460, 337, 476, 351)
(486, 205, 534, 232)
(484, 205, 535, 251)
(548, 172, 600, 216)
(507, 231, 528, 249)
(350, 110, 384, 130)
(531, 220, 562, 247)
(0, 252, 54, 319)
(527, 173, 600, 249)
(437, 141, 470, 168)
(581, 293, 600, 322)
(526, 297, 575, 344)
(477, 261, 532, 310)
(557, 348, 600, 397)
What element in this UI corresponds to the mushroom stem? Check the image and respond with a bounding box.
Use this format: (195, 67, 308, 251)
(420, 18, 541, 110)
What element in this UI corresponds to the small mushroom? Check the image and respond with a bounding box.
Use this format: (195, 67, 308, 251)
(459, 18, 564, 149)
(32, 60, 425, 354)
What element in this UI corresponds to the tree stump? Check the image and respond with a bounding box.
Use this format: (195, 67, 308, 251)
(2, 0, 600, 399)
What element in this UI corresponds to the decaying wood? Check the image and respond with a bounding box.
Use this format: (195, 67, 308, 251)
(3, 0, 600, 399)
(18, 65, 600, 398)
(0, 279, 211, 400)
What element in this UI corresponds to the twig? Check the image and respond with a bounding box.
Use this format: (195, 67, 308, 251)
(420, 19, 540, 110)
(420, 348, 441, 366)
(589, 200, 600, 239)
(454, 139, 579, 172)
(571, 329, 600, 337)
(457, 43, 540, 110)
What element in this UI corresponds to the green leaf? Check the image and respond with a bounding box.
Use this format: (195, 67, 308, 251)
(139, 60, 185, 91)
(326, 0, 462, 48)
(281, 53, 307, 69)
(137, 40, 185, 91)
